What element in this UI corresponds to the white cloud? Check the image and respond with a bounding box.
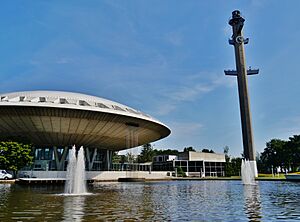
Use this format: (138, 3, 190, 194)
(155, 103, 177, 116)
(169, 83, 214, 102)
(152, 73, 235, 116)
(170, 122, 204, 137)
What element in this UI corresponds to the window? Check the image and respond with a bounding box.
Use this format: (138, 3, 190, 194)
(59, 98, 68, 104)
(39, 97, 46, 102)
(112, 105, 125, 111)
(97, 103, 109, 109)
(79, 100, 89, 106)
(126, 108, 140, 114)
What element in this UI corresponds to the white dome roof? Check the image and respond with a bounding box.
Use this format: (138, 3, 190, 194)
(0, 90, 170, 149)
(0, 90, 160, 124)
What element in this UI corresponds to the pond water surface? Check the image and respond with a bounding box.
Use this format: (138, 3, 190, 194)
(0, 180, 299, 221)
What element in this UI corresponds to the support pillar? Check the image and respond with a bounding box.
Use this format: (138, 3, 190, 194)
(86, 147, 97, 171)
(53, 146, 69, 171)
(202, 161, 205, 178)
(106, 150, 112, 170)
(224, 10, 259, 177)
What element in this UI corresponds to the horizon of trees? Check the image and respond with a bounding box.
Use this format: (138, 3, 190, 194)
(113, 145, 217, 163)
(115, 134, 300, 174)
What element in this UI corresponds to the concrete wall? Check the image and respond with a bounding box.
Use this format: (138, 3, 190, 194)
(177, 151, 226, 162)
(189, 152, 225, 162)
(18, 170, 172, 181)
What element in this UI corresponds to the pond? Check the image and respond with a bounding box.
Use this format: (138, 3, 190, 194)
(0, 180, 299, 221)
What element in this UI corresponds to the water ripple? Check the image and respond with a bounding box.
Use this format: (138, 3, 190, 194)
(0, 181, 300, 221)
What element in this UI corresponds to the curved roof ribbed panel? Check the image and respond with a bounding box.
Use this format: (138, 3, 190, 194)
(0, 90, 171, 150)
(0, 90, 163, 125)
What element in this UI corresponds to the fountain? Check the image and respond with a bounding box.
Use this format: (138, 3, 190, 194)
(241, 159, 256, 185)
(64, 145, 87, 194)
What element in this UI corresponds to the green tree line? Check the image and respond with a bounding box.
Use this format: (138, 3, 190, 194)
(113, 144, 216, 164)
(258, 135, 300, 173)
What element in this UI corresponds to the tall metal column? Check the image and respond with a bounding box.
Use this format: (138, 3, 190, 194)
(224, 10, 259, 176)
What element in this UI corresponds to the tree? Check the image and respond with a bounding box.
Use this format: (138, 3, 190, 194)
(287, 135, 300, 171)
(0, 141, 33, 177)
(260, 139, 287, 172)
(126, 152, 136, 163)
(183, 146, 195, 152)
(176, 166, 186, 177)
(231, 157, 242, 176)
(138, 143, 154, 163)
(202, 148, 214, 153)
(152, 149, 179, 156)
(223, 146, 234, 176)
(223, 146, 230, 162)
(112, 152, 121, 163)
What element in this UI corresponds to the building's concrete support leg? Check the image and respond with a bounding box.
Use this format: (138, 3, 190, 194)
(106, 150, 111, 170)
(53, 147, 60, 170)
(86, 147, 97, 171)
(203, 161, 205, 178)
(53, 146, 69, 170)
(186, 160, 189, 176)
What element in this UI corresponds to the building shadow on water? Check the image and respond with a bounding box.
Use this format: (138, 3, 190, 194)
(243, 184, 262, 221)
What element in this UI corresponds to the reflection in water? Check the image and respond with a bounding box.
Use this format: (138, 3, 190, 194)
(243, 184, 262, 221)
(63, 196, 86, 222)
(0, 181, 300, 221)
(0, 184, 11, 213)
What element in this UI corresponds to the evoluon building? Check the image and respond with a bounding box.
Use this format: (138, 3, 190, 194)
(0, 91, 170, 179)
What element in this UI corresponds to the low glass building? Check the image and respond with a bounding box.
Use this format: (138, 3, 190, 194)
(153, 151, 226, 177)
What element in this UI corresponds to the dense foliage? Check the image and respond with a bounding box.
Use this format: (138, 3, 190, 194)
(183, 147, 195, 152)
(137, 144, 180, 163)
(137, 143, 154, 163)
(153, 148, 180, 156)
(223, 146, 242, 176)
(0, 141, 33, 175)
(201, 148, 215, 153)
(176, 166, 186, 177)
(259, 135, 300, 173)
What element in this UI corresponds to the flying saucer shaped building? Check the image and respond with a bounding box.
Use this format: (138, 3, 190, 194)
(0, 91, 170, 171)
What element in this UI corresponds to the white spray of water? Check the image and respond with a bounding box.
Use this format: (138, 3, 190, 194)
(241, 159, 256, 185)
(65, 145, 87, 194)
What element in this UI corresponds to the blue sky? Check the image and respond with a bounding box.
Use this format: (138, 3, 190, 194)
(1, 1, 300, 157)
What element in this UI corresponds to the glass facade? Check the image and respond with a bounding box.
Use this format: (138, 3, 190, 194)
(26, 146, 111, 171)
(33, 147, 56, 171)
(188, 161, 204, 172)
(91, 149, 106, 171)
(152, 153, 225, 177)
(204, 162, 225, 177)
